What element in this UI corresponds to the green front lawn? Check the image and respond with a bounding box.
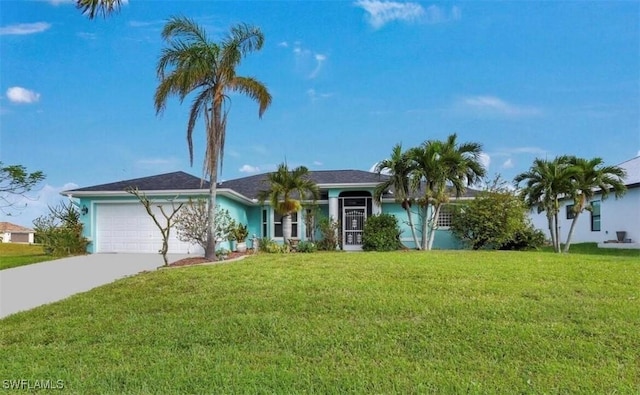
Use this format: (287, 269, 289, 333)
(0, 243, 56, 270)
(2, 251, 638, 393)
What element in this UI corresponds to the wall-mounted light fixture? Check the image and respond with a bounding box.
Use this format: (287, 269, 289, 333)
(81, 205, 88, 216)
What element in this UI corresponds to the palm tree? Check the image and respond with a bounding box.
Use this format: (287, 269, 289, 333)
(408, 133, 486, 250)
(155, 17, 271, 260)
(373, 144, 421, 249)
(257, 163, 320, 244)
(514, 156, 575, 253)
(562, 157, 626, 252)
(76, 0, 122, 19)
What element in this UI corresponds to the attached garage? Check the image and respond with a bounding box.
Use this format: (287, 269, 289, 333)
(95, 203, 203, 254)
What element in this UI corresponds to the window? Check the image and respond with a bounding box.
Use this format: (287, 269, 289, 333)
(566, 204, 576, 220)
(590, 201, 601, 231)
(274, 212, 298, 238)
(437, 205, 454, 228)
(262, 209, 268, 237)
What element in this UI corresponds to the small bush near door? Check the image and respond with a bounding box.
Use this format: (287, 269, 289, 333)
(362, 214, 402, 251)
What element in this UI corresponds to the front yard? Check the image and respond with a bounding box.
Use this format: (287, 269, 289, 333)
(0, 243, 56, 270)
(1, 250, 638, 393)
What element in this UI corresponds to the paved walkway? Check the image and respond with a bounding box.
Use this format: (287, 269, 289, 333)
(0, 254, 190, 319)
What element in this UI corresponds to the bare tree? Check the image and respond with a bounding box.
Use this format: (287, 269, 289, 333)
(126, 188, 183, 266)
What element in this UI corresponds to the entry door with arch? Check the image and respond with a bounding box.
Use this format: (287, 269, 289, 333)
(343, 207, 366, 250)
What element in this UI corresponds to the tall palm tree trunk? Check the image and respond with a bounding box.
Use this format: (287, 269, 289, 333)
(553, 212, 561, 253)
(419, 205, 429, 250)
(282, 213, 292, 244)
(205, 163, 218, 261)
(405, 205, 421, 250)
(562, 213, 581, 253)
(427, 203, 442, 250)
(545, 212, 556, 252)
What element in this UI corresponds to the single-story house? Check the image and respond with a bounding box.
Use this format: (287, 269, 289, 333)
(528, 155, 640, 249)
(62, 170, 477, 254)
(0, 222, 35, 244)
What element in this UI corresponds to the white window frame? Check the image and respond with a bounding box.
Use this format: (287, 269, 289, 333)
(436, 204, 454, 228)
(273, 211, 299, 239)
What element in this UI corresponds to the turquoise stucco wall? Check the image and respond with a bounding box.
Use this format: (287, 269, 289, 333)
(381, 202, 461, 250)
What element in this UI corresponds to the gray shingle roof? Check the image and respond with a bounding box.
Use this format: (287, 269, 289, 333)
(218, 170, 389, 200)
(67, 171, 210, 192)
(65, 169, 480, 201)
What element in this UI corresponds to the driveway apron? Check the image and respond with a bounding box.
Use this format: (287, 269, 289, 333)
(0, 254, 190, 318)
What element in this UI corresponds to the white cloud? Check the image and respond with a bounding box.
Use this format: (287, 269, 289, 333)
(278, 41, 289, 47)
(355, 0, 425, 29)
(6, 87, 41, 104)
(479, 153, 491, 170)
(502, 158, 514, 169)
(459, 95, 542, 118)
(290, 42, 327, 79)
(313, 161, 323, 166)
(309, 53, 327, 79)
(0, 22, 51, 35)
(424, 5, 461, 24)
(77, 32, 96, 40)
(507, 147, 548, 155)
(307, 89, 333, 101)
(0, 182, 79, 229)
(239, 165, 260, 173)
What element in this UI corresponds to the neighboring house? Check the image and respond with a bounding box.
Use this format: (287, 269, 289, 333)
(528, 156, 640, 248)
(0, 222, 35, 244)
(62, 170, 476, 254)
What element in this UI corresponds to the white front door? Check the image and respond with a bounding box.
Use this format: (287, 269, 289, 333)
(343, 207, 366, 251)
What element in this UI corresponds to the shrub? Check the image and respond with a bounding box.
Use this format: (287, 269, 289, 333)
(316, 216, 339, 251)
(362, 214, 402, 251)
(175, 199, 234, 249)
(499, 225, 546, 250)
(33, 202, 89, 256)
(257, 238, 284, 253)
(450, 187, 536, 250)
(296, 240, 317, 253)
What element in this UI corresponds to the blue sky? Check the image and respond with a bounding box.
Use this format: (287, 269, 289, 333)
(1, 1, 639, 227)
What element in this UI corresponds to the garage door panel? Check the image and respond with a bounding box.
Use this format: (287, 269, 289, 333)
(96, 203, 203, 254)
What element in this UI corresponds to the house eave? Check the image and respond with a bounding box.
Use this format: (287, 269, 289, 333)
(61, 188, 258, 205)
(317, 182, 381, 189)
(62, 189, 210, 198)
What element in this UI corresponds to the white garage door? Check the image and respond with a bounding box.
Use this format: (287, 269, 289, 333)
(95, 203, 203, 254)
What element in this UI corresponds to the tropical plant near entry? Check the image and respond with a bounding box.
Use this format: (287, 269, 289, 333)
(561, 156, 626, 252)
(155, 17, 271, 261)
(373, 144, 421, 249)
(257, 163, 320, 245)
(408, 133, 486, 250)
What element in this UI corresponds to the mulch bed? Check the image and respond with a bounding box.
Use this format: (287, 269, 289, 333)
(168, 251, 251, 267)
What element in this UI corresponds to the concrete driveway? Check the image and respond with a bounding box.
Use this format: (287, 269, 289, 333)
(0, 253, 190, 319)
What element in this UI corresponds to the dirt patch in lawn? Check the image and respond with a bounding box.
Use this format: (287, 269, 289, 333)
(168, 251, 251, 267)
